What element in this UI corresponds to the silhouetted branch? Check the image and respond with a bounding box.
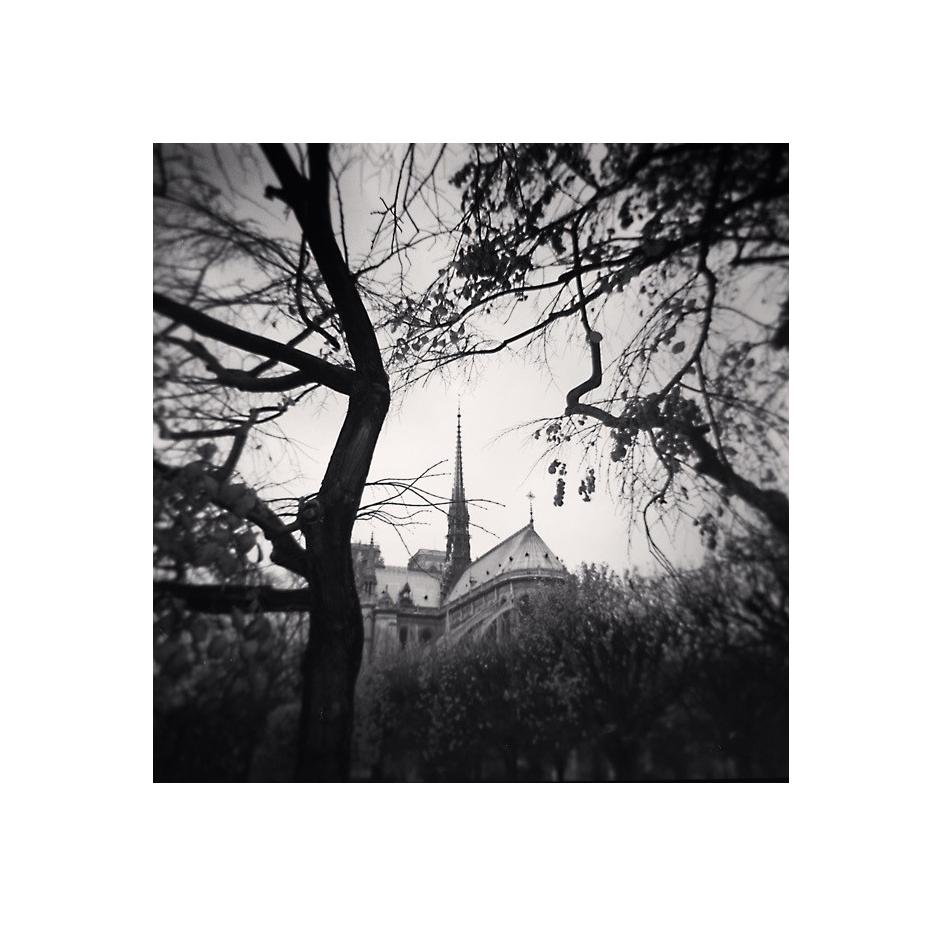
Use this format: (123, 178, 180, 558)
(154, 459, 307, 577)
(154, 291, 357, 395)
(155, 580, 310, 613)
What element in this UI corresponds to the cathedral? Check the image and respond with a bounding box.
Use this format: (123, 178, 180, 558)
(352, 410, 569, 660)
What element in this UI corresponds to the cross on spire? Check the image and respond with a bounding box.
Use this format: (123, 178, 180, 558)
(526, 491, 535, 526)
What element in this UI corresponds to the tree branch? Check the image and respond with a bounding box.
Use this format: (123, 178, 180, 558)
(679, 425, 788, 537)
(565, 227, 605, 414)
(261, 144, 387, 384)
(215, 409, 258, 481)
(154, 459, 308, 577)
(163, 335, 318, 392)
(154, 291, 358, 396)
(155, 580, 311, 613)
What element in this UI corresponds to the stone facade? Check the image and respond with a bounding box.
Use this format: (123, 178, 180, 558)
(353, 411, 569, 662)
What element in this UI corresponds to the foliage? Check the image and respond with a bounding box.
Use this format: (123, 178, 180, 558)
(153, 457, 262, 581)
(353, 545, 787, 781)
(153, 430, 304, 780)
(387, 144, 789, 551)
(153, 591, 305, 780)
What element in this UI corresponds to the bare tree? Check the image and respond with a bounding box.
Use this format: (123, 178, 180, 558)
(154, 143, 443, 778)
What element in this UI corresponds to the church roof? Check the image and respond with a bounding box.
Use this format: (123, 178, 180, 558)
(409, 548, 447, 573)
(410, 548, 446, 563)
(376, 565, 442, 608)
(444, 524, 567, 605)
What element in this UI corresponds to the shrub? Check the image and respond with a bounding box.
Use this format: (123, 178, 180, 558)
(353, 543, 787, 781)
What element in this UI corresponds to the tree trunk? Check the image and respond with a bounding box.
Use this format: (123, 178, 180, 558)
(606, 737, 641, 781)
(294, 529, 364, 780)
(260, 144, 392, 780)
(293, 390, 389, 780)
(553, 751, 568, 782)
(502, 744, 519, 780)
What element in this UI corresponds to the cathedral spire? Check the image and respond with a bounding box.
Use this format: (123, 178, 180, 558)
(443, 404, 471, 596)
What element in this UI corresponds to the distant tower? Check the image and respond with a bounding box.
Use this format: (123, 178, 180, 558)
(442, 405, 471, 597)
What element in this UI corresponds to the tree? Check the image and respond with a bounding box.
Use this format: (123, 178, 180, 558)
(351, 548, 787, 780)
(389, 144, 788, 558)
(154, 144, 416, 779)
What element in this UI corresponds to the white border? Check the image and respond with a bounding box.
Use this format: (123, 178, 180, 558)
(4, 3, 943, 932)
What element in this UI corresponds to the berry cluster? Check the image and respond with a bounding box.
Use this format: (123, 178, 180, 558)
(578, 468, 596, 502)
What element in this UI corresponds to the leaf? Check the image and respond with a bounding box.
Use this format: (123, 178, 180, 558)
(154, 640, 177, 665)
(671, 341, 685, 354)
(207, 635, 227, 659)
(164, 647, 192, 679)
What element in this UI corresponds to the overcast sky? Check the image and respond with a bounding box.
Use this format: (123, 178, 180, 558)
(169, 144, 717, 576)
(234, 145, 706, 574)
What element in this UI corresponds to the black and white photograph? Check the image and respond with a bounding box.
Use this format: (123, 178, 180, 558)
(8, 3, 945, 932)
(153, 143, 789, 781)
